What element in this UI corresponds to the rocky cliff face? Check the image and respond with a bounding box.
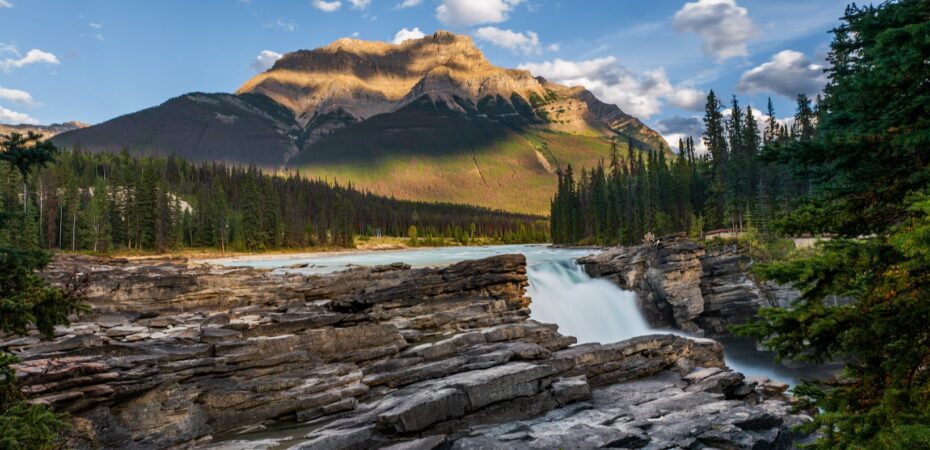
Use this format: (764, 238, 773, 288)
(5, 254, 811, 449)
(237, 31, 664, 150)
(579, 239, 792, 336)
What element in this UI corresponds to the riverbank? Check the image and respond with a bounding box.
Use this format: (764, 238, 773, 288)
(63, 236, 547, 262)
(12, 252, 813, 449)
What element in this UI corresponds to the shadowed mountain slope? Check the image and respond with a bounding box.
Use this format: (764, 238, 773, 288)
(53, 31, 668, 214)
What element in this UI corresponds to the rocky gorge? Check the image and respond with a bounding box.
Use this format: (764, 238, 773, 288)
(4, 253, 813, 449)
(578, 239, 800, 336)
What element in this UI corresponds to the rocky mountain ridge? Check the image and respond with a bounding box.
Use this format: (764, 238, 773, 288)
(238, 31, 664, 151)
(49, 32, 668, 214)
(0, 121, 87, 139)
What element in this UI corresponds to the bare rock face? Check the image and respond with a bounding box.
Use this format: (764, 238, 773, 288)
(235, 30, 665, 151)
(578, 239, 795, 336)
(4, 253, 811, 449)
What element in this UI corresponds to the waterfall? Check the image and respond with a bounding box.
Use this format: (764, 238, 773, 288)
(215, 245, 818, 386)
(527, 259, 653, 344)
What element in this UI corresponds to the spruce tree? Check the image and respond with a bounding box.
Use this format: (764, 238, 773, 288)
(1, 134, 84, 448)
(736, 1, 930, 447)
(240, 174, 264, 251)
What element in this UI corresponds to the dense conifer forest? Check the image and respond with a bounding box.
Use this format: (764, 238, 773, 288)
(550, 92, 817, 245)
(0, 148, 549, 254)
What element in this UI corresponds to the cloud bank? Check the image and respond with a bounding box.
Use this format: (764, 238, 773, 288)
(674, 0, 758, 60)
(474, 27, 541, 54)
(0, 86, 34, 106)
(519, 57, 705, 118)
(312, 0, 342, 13)
(0, 105, 38, 125)
(0, 48, 60, 73)
(251, 50, 282, 72)
(738, 50, 827, 98)
(392, 27, 426, 44)
(436, 0, 524, 27)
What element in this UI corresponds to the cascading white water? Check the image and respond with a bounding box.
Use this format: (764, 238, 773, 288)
(526, 259, 652, 344)
(209, 244, 821, 386)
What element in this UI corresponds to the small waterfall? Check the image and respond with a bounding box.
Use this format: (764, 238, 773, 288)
(527, 259, 652, 344)
(216, 245, 818, 386)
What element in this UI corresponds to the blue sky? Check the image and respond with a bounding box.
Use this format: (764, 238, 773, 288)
(0, 0, 846, 148)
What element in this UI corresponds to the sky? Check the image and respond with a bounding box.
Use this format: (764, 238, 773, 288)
(0, 0, 847, 150)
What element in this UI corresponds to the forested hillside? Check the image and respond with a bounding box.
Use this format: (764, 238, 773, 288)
(551, 92, 816, 244)
(0, 145, 548, 254)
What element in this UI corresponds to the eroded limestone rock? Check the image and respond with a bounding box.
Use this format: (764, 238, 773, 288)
(0, 253, 813, 449)
(579, 239, 793, 336)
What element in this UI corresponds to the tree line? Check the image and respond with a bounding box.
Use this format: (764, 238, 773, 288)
(0, 149, 549, 254)
(550, 91, 818, 245)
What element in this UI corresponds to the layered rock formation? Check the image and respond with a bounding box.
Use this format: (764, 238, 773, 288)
(4, 254, 811, 449)
(579, 239, 788, 336)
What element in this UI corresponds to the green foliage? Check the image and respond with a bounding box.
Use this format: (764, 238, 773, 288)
(12, 150, 547, 254)
(734, 1, 930, 447)
(551, 87, 813, 245)
(0, 402, 71, 450)
(1, 132, 84, 449)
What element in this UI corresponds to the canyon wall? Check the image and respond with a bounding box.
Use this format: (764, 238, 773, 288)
(1, 254, 811, 449)
(578, 239, 799, 336)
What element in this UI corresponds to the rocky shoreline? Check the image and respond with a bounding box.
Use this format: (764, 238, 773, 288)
(4, 253, 812, 449)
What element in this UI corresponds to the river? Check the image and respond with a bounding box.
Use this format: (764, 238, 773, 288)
(210, 244, 822, 387)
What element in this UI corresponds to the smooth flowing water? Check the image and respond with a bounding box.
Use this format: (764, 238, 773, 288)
(209, 244, 822, 386)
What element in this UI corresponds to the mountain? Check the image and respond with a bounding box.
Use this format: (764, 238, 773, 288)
(53, 31, 668, 215)
(1, 121, 87, 139)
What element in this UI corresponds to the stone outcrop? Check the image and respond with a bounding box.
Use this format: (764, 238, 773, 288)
(578, 239, 791, 336)
(3, 253, 811, 449)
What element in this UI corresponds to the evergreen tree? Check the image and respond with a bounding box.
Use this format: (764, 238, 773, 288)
(736, 2, 930, 447)
(240, 174, 264, 251)
(87, 178, 111, 253)
(1, 134, 84, 449)
(703, 91, 728, 229)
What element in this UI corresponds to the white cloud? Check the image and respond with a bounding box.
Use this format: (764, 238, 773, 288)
(0, 48, 60, 73)
(266, 19, 298, 32)
(666, 87, 705, 111)
(312, 0, 342, 12)
(473, 27, 541, 54)
(519, 57, 703, 119)
(251, 50, 282, 72)
(347, 0, 371, 9)
(674, 0, 759, 61)
(392, 27, 425, 44)
(398, 0, 421, 7)
(0, 106, 38, 125)
(0, 86, 35, 106)
(738, 50, 827, 98)
(0, 0, 12, 8)
(436, 0, 524, 27)
(663, 133, 709, 154)
(89, 22, 102, 29)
